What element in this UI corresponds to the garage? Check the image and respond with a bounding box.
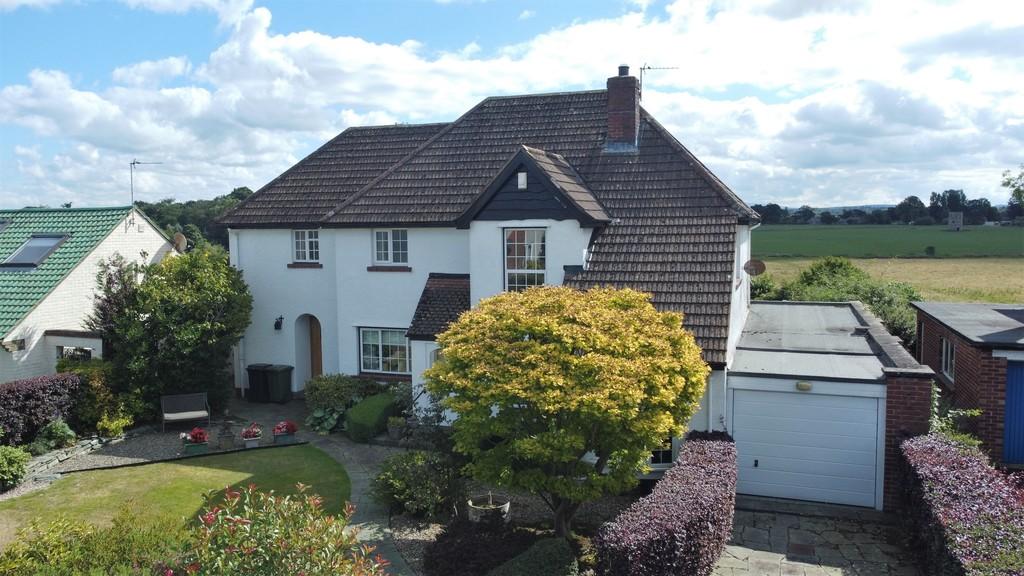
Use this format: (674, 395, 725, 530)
(728, 302, 897, 510)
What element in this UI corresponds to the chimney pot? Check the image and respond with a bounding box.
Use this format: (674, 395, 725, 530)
(618, 65, 629, 77)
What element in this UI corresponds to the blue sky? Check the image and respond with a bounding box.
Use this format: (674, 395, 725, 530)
(1, 0, 1022, 208)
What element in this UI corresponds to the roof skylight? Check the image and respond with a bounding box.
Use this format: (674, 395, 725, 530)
(0, 234, 67, 268)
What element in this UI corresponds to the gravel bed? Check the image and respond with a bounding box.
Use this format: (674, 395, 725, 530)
(390, 485, 641, 576)
(0, 477, 57, 503)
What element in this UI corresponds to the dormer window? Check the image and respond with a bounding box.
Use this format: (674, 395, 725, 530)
(293, 230, 320, 262)
(0, 234, 67, 269)
(517, 171, 527, 190)
(374, 229, 408, 264)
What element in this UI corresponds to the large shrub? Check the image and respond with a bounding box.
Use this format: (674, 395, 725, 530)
(371, 450, 464, 517)
(426, 286, 710, 537)
(0, 373, 80, 445)
(181, 484, 389, 575)
(346, 392, 398, 442)
(0, 510, 185, 575)
(777, 257, 921, 346)
(57, 358, 139, 435)
(901, 434, 1024, 575)
(305, 373, 364, 412)
(488, 538, 580, 576)
(424, 521, 541, 576)
(596, 431, 737, 576)
(112, 246, 252, 415)
(0, 445, 31, 490)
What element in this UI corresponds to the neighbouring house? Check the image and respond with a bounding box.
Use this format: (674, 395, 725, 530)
(0, 207, 174, 382)
(218, 66, 932, 510)
(912, 301, 1024, 466)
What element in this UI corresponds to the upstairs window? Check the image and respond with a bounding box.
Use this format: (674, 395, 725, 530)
(941, 337, 956, 382)
(293, 230, 319, 262)
(1, 234, 67, 269)
(504, 228, 545, 291)
(374, 229, 408, 264)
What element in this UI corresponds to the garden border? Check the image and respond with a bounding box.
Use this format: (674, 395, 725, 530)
(58, 441, 312, 474)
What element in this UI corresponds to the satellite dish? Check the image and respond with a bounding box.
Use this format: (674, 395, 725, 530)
(172, 232, 187, 253)
(743, 259, 766, 276)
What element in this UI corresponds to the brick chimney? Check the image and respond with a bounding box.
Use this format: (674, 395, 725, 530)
(606, 65, 639, 150)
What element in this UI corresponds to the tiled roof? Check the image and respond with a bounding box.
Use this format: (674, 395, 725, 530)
(0, 207, 132, 339)
(521, 146, 609, 223)
(218, 123, 449, 227)
(218, 89, 759, 364)
(407, 273, 471, 341)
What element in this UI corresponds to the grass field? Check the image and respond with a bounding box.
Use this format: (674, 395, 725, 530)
(0, 444, 350, 548)
(764, 258, 1024, 303)
(753, 225, 1024, 258)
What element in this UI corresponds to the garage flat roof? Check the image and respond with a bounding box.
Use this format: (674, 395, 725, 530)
(732, 301, 930, 382)
(911, 302, 1024, 350)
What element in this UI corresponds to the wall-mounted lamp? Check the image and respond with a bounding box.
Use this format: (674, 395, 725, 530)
(274, 316, 284, 331)
(795, 381, 812, 392)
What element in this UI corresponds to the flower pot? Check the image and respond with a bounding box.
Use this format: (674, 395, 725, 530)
(217, 433, 235, 450)
(467, 493, 511, 525)
(182, 442, 209, 456)
(273, 432, 295, 445)
(243, 436, 261, 449)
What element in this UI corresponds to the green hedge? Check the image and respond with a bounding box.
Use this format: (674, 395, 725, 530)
(488, 538, 580, 576)
(346, 392, 398, 442)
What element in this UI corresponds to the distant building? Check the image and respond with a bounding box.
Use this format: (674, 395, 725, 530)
(948, 211, 964, 231)
(0, 207, 173, 382)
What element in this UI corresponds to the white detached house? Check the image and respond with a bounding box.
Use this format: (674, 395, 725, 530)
(219, 67, 932, 511)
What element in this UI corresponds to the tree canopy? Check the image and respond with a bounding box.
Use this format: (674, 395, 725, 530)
(135, 186, 252, 248)
(425, 286, 710, 537)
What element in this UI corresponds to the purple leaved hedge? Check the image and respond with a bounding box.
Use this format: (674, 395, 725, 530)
(901, 433, 1024, 575)
(596, 431, 737, 576)
(0, 373, 80, 445)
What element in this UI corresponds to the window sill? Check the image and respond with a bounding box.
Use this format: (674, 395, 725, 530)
(367, 265, 412, 272)
(287, 262, 323, 269)
(937, 372, 956, 391)
(358, 372, 413, 382)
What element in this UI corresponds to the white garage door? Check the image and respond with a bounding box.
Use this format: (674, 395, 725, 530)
(733, 389, 879, 508)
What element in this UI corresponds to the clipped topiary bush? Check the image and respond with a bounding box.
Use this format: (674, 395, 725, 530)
(346, 392, 397, 442)
(0, 373, 80, 445)
(596, 431, 737, 576)
(305, 373, 363, 412)
(488, 538, 580, 576)
(901, 434, 1024, 575)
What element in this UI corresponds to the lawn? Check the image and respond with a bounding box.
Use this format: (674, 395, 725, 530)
(0, 444, 350, 548)
(763, 258, 1024, 303)
(752, 225, 1024, 258)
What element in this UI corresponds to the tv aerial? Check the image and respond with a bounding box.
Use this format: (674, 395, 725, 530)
(639, 63, 679, 97)
(129, 158, 163, 206)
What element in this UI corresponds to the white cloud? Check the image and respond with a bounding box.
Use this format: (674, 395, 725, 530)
(112, 56, 192, 87)
(0, 0, 61, 11)
(518, 9, 534, 20)
(2, 0, 1023, 208)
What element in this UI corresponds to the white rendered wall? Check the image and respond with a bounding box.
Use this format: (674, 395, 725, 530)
(229, 228, 340, 393)
(468, 219, 591, 306)
(1, 210, 172, 383)
(726, 225, 752, 366)
(686, 369, 728, 433)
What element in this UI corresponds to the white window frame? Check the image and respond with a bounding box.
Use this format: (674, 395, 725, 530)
(516, 171, 528, 190)
(359, 328, 410, 374)
(292, 230, 320, 262)
(373, 229, 408, 264)
(504, 227, 546, 291)
(941, 337, 956, 382)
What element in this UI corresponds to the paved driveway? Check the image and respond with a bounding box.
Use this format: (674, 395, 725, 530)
(714, 498, 920, 575)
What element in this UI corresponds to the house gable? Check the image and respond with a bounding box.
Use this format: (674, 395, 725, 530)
(456, 146, 610, 229)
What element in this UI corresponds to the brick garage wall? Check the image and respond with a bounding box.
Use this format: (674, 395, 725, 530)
(883, 371, 932, 510)
(916, 311, 1008, 463)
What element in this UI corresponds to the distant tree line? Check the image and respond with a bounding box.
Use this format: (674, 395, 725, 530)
(753, 165, 1024, 225)
(134, 186, 253, 248)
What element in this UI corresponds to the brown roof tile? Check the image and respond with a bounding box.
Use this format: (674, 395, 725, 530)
(407, 273, 471, 340)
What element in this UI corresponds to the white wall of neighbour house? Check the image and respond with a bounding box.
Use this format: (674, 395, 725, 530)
(334, 227, 469, 376)
(468, 219, 592, 306)
(229, 228, 340, 393)
(726, 224, 752, 366)
(0, 211, 172, 383)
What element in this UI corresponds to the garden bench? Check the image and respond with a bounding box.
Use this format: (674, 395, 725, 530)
(161, 392, 211, 432)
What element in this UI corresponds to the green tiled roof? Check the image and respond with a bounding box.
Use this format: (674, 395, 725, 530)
(0, 206, 132, 339)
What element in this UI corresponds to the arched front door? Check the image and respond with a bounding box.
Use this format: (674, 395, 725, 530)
(309, 315, 322, 379)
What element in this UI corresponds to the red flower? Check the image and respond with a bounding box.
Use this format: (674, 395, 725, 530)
(272, 420, 297, 435)
(185, 427, 208, 444)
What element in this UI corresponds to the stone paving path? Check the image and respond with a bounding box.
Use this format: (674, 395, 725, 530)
(229, 399, 414, 575)
(714, 498, 919, 575)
